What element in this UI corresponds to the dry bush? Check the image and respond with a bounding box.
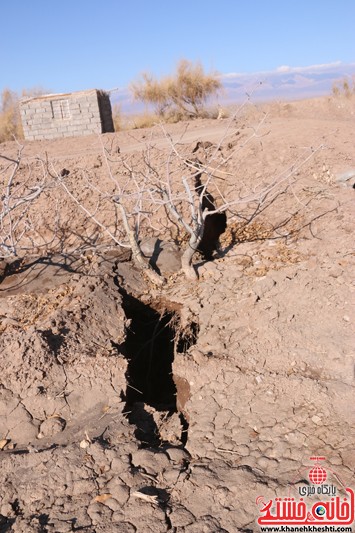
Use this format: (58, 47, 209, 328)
(1, 97, 325, 285)
(54, 99, 324, 282)
(168, 59, 221, 117)
(131, 59, 221, 120)
(0, 144, 57, 259)
(131, 73, 171, 117)
(0, 87, 50, 143)
(131, 112, 160, 129)
(131, 111, 185, 129)
(332, 76, 355, 98)
(112, 104, 122, 131)
(0, 89, 23, 143)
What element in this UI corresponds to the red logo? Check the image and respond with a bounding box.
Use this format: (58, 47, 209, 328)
(308, 456, 327, 485)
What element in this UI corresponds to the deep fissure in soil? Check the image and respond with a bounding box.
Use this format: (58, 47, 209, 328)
(122, 294, 177, 409)
(118, 288, 198, 446)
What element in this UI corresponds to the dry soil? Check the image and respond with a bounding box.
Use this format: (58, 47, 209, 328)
(0, 96, 354, 532)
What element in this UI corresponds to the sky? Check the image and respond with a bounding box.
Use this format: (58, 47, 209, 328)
(1, 0, 355, 97)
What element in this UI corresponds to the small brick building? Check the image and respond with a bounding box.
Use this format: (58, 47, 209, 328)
(20, 89, 114, 141)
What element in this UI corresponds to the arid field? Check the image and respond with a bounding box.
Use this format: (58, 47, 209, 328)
(0, 95, 354, 532)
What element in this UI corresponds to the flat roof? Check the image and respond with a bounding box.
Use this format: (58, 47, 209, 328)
(20, 89, 104, 104)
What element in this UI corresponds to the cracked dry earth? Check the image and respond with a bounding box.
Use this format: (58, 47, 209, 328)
(0, 96, 355, 532)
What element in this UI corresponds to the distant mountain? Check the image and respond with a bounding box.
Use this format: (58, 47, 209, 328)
(110, 62, 355, 113)
(220, 62, 355, 103)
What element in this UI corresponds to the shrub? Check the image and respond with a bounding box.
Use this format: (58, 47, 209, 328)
(131, 59, 221, 120)
(131, 74, 171, 117)
(112, 104, 122, 131)
(332, 76, 355, 98)
(168, 59, 221, 117)
(131, 112, 160, 129)
(0, 89, 23, 143)
(0, 87, 50, 143)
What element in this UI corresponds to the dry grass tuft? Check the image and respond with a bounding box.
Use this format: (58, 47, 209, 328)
(0, 89, 23, 143)
(0, 87, 50, 143)
(131, 112, 160, 129)
(332, 76, 355, 98)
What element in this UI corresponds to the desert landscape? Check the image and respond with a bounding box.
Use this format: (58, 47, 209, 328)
(0, 94, 354, 532)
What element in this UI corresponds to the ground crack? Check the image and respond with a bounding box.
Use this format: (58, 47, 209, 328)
(115, 282, 198, 448)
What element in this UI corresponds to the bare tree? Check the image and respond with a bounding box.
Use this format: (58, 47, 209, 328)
(0, 143, 55, 260)
(54, 143, 165, 286)
(56, 104, 323, 282)
(1, 101, 324, 285)
(146, 119, 324, 279)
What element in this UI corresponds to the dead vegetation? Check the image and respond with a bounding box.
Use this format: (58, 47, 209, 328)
(0, 87, 49, 143)
(131, 59, 221, 120)
(332, 75, 355, 98)
(0, 89, 23, 143)
(1, 99, 328, 287)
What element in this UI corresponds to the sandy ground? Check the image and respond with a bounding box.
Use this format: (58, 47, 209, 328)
(0, 95, 354, 532)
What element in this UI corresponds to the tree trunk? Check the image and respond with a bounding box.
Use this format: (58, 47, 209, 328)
(181, 233, 200, 280)
(116, 202, 165, 287)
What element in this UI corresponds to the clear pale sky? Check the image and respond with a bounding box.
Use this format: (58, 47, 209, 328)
(2, 0, 354, 95)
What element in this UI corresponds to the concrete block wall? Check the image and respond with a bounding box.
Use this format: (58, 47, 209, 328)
(20, 89, 114, 141)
